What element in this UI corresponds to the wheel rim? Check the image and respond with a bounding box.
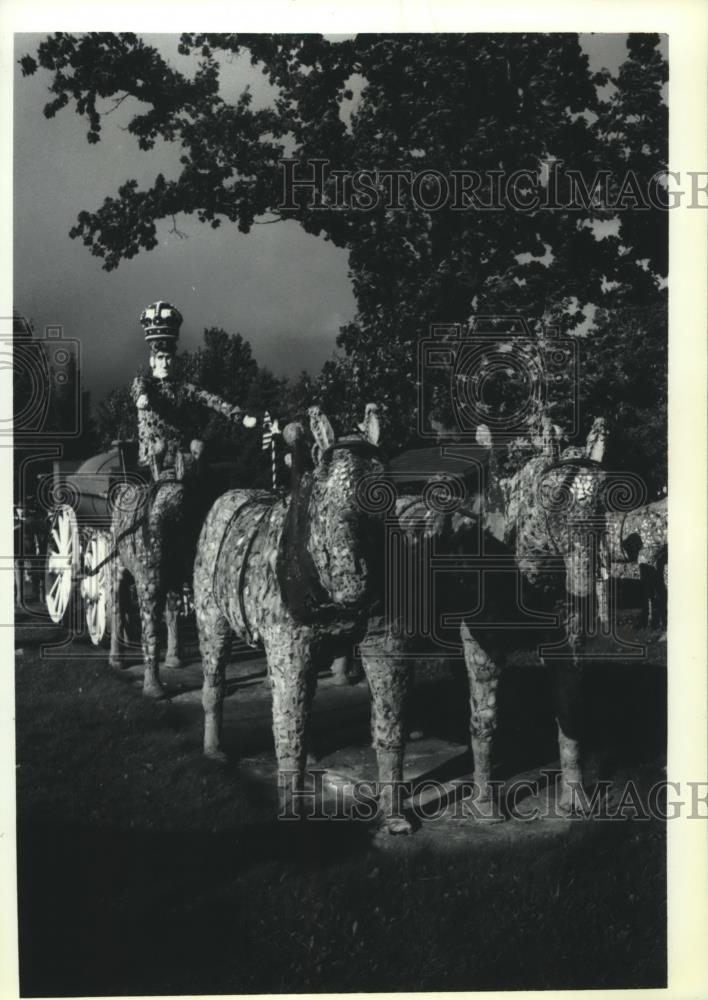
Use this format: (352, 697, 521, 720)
(45, 505, 79, 624)
(82, 532, 110, 645)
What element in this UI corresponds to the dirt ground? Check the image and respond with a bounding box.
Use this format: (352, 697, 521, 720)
(14, 602, 667, 995)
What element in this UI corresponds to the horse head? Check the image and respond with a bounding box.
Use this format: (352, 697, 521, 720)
(277, 404, 386, 623)
(473, 418, 607, 598)
(307, 404, 386, 611)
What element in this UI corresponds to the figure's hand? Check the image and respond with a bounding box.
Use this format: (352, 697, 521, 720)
(226, 404, 256, 428)
(137, 394, 149, 410)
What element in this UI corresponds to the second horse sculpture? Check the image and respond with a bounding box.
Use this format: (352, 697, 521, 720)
(388, 416, 609, 816)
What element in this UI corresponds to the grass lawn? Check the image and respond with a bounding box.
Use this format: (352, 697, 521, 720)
(15, 629, 666, 996)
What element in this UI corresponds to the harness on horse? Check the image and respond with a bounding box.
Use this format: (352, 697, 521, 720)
(275, 473, 343, 626)
(211, 491, 285, 646)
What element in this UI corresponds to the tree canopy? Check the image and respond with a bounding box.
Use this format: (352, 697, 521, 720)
(21, 32, 668, 483)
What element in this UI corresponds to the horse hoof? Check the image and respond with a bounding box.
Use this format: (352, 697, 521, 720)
(465, 793, 505, 822)
(108, 658, 124, 671)
(164, 656, 184, 669)
(556, 796, 577, 818)
(204, 749, 229, 765)
(143, 682, 167, 700)
(380, 815, 413, 836)
(330, 670, 350, 686)
(473, 810, 506, 825)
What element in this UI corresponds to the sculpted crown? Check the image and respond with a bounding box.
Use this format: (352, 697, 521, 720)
(140, 301, 183, 344)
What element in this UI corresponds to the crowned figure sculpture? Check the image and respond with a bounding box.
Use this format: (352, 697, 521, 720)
(133, 300, 256, 480)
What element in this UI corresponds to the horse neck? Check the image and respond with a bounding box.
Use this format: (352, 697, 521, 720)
(307, 455, 375, 585)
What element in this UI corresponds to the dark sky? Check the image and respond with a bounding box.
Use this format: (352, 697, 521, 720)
(14, 33, 637, 403)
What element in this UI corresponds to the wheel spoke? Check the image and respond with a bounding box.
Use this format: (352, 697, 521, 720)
(45, 507, 79, 623)
(84, 533, 110, 644)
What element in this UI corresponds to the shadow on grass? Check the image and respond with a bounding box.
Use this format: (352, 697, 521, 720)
(14, 628, 668, 996)
(17, 810, 667, 997)
(17, 815, 374, 997)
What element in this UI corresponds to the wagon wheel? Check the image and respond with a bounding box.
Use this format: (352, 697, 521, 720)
(81, 530, 112, 647)
(45, 504, 79, 626)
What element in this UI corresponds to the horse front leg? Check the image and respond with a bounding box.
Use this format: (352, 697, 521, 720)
(656, 555, 668, 634)
(136, 574, 166, 699)
(597, 529, 611, 631)
(552, 598, 588, 813)
(264, 628, 317, 819)
(460, 621, 502, 808)
(164, 589, 184, 669)
(360, 626, 413, 834)
(197, 599, 232, 762)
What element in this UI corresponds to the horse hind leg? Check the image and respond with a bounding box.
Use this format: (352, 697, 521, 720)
(641, 561, 667, 633)
(164, 589, 184, 669)
(108, 561, 126, 670)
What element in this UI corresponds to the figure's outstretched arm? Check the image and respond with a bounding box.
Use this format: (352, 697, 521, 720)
(182, 382, 256, 426)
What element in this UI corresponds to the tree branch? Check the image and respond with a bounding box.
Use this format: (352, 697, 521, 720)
(170, 215, 188, 239)
(104, 93, 130, 116)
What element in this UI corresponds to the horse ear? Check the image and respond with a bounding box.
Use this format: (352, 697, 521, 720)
(585, 417, 607, 462)
(475, 424, 493, 449)
(282, 421, 304, 448)
(360, 403, 381, 446)
(539, 416, 559, 460)
(308, 406, 336, 454)
(283, 421, 308, 478)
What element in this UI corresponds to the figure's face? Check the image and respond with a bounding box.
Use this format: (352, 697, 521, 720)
(150, 351, 174, 380)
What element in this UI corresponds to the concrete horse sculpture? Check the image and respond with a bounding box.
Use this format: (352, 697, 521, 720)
(109, 446, 207, 697)
(382, 417, 609, 816)
(476, 416, 609, 809)
(193, 404, 414, 832)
